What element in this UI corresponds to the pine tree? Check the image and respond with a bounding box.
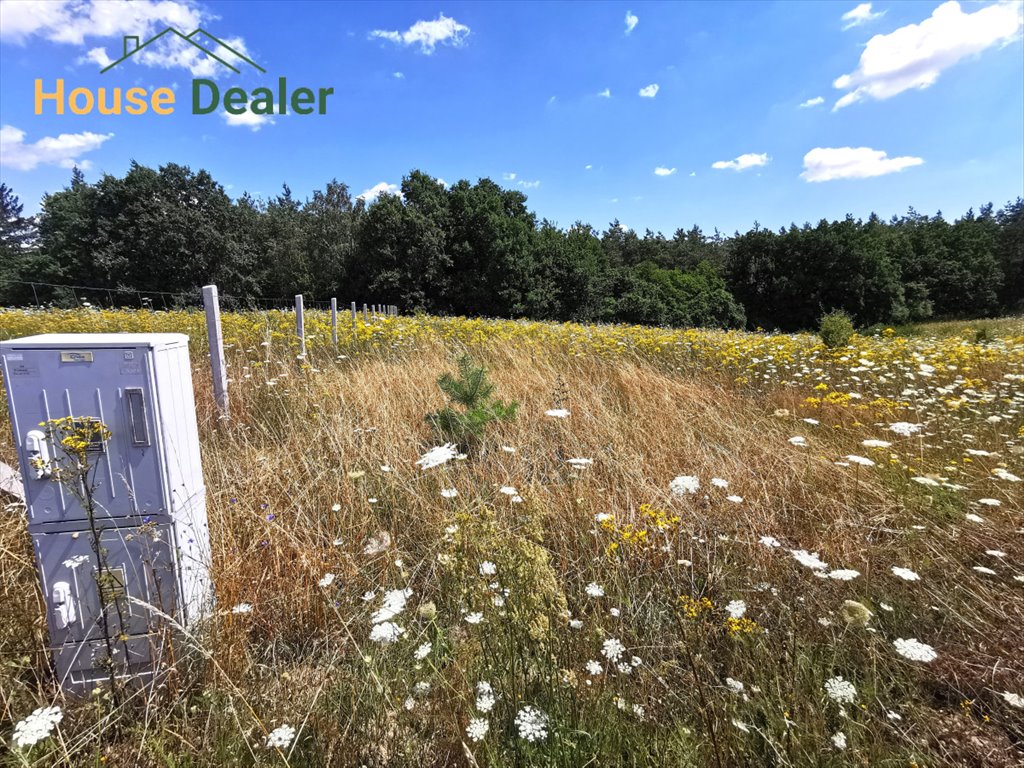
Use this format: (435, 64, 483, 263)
(426, 355, 518, 446)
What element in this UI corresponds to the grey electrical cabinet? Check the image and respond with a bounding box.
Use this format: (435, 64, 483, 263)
(0, 333, 211, 693)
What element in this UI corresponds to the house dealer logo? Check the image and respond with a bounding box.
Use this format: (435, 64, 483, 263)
(34, 26, 334, 118)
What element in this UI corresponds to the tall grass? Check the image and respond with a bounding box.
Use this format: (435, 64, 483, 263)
(0, 312, 1022, 766)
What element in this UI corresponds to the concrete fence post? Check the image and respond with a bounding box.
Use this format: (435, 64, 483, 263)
(330, 297, 338, 347)
(295, 294, 305, 356)
(202, 284, 229, 417)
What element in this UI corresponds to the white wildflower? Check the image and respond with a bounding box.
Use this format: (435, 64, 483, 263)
(479, 561, 497, 576)
(515, 706, 549, 742)
(725, 600, 747, 618)
(845, 455, 875, 467)
(726, 495, 744, 503)
(372, 588, 412, 624)
(231, 602, 253, 614)
(440, 488, 459, 498)
(318, 573, 335, 588)
(760, 535, 781, 548)
(977, 498, 1001, 507)
(670, 475, 700, 495)
(891, 566, 920, 581)
(585, 582, 605, 598)
(711, 478, 729, 488)
(586, 660, 603, 675)
(890, 422, 922, 436)
(862, 439, 892, 448)
(416, 444, 459, 470)
(726, 677, 745, 694)
(827, 569, 860, 581)
(466, 717, 489, 742)
(832, 731, 847, 750)
(476, 682, 496, 712)
(545, 408, 570, 419)
(1000, 691, 1024, 709)
(789, 436, 808, 446)
(265, 724, 296, 750)
(894, 637, 937, 662)
(824, 677, 856, 705)
(12, 706, 62, 749)
(465, 612, 484, 624)
(602, 637, 626, 662)
(414, 642, 432, 660)
(791, 549, 829, 570)
(369, 621, 406, 644)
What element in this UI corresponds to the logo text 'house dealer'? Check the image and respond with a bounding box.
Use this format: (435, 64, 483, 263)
(35, 27, 334, 117)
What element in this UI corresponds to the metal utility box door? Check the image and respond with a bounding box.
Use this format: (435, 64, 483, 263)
(0, 333, 211, 693)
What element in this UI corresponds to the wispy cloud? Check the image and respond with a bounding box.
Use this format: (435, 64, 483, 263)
(502, 172, 517, 181)
(841, 3, 886, 30)
(597, 88, 611, 98)
(799, 96, 825, 108)
(393, 71, 405, 79)
(833, 1, 1023, 110)
(801, 146, 924, 182)
(358, 181, 402, 202)
(711, 153, 769, 171)
(0, 0, 257, 77)
(625, 11, 639, 35)
(517, 179, 541, 190)
(220, 108, 274, 132)
(370, 13, 470, 54)
(638, 83, 659, 98)
(654, 166, 677, 176)
(0, 124, 113, 171)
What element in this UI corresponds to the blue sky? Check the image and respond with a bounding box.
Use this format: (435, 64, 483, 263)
(1, 0, 1022, 235)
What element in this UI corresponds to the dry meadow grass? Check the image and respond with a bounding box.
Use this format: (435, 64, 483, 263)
(1, 310, 1022, 766)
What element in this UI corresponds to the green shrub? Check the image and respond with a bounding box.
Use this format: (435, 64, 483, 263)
(426, 354, 518, 446)
(819, 310, 855, 349)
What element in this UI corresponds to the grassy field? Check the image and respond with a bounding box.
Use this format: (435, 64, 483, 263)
(1, 309, 1022, 766)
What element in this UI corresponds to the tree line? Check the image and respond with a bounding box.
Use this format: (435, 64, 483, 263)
(1, 162, 1021, 330)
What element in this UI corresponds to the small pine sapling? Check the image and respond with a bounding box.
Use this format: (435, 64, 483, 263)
(426, 355, 518, 446)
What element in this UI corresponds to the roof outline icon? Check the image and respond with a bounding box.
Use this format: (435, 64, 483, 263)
(100, 27, 266, 74)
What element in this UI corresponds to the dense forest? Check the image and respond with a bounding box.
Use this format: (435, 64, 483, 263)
(1, 162, 1021, 330)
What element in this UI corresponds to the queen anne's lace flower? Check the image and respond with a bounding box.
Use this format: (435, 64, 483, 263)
(670, 475, 700, 495)
(891, 566, 920, 581)
(894, 637, 937, 662)
(369, 621, 405, 644)
(515, 705, 549, 742)
(475, 681, 496, 713)
(466, 718, 489, 742)
(415, 444, 458, 469)
(265, 724, 296, 749)
(12, 706, 62, 749)
(824, 676, 856, 705)
(602, 637, 625, 662)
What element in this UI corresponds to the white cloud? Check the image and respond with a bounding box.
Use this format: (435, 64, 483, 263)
(357, 181, 402, 202)
(689, 171, 696, 177)
(799, 96, 825, 108)
(584, 164, 593, 170)
(0, 0, 203, 45)
(436, 178, 449, 188)
(220, 108, 274, 131)
(711, 152, 770, 171)
(516, 180, 540, 190)
(0, 124, 113, 171)
(370, 13, 469, 54)
(502, 172, 517, 181)
(0, 1, 260, 77)
(625, 11, 639, 34)
(654, 166, 677, 176)
(841, 3, 886, 30)
(393, 71, 405, 79)
(616, 222, 629, 232)
(801, 146, 924, 181)
(833, 1, 1023, 110)
(597, 87, 611, 98)
(79, 46, 112, 68)
(638, 83, 660, 98)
